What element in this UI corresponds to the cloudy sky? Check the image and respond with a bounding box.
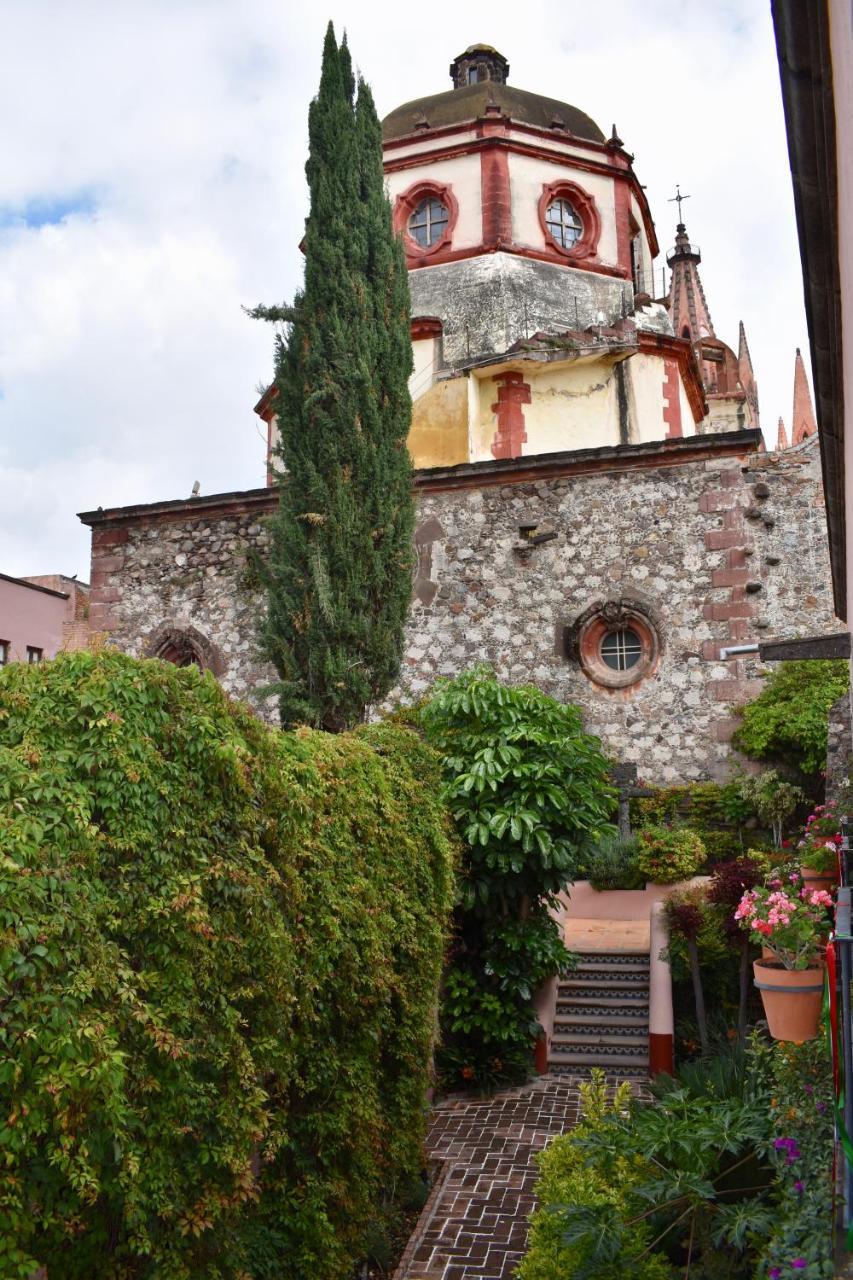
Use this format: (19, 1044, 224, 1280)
(0, 0, 810, 581)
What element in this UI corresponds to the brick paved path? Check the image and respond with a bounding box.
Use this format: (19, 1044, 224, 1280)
(393, 1074, 645, 1280)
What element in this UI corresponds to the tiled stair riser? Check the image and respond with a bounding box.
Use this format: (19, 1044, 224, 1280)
(548, 950, 650, 1076)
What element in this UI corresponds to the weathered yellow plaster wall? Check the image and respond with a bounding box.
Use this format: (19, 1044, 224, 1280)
(678, 378, 697, 437)
(703, 397, 745, 435)
(469, 356, 623, 462)
(408, 376, 469, 469)
(626, 352, 665, 444)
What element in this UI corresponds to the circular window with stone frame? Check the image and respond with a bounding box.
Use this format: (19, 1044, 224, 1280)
(394, 181, 458, 260)
(565, 600, 661, 690)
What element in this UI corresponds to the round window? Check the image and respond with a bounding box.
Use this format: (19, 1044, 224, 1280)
(567, 603, 661, 690)
(408, 198, 449, 248)
(600, 628, 643, 671)
(545, 197, 582, 249)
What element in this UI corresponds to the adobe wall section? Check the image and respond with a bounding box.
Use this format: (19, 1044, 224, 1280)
(81, 434, 837, 783)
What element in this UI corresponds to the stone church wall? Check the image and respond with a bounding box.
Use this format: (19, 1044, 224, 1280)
(83, 433, 838, 785)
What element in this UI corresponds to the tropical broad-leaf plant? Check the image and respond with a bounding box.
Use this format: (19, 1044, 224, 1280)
(550, 1076, 772, 1278)
(419, 666, 615, 1086)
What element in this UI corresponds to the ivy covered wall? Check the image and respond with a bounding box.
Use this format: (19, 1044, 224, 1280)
(0, 650, 456, 1279)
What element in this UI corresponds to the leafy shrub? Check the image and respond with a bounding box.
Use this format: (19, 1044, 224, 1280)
(749, 1036, 834, 1279)
(732, 659, 849, 776)
(584, 834, 645, 890)
(636, 825, 704, 883)
(0, 651, 455, 1279)
(523, 1037, 834, 1280)
(739, 769, 805, 848)
(419, 666, 615, 1087)
(518, 1072, 674, 1280)
(631, 780, 764, 864)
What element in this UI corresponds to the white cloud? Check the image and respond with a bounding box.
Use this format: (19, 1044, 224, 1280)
(0, 0, 810, 578)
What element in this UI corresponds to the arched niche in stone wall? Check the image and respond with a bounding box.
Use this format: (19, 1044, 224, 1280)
(145, 622, 224, 676)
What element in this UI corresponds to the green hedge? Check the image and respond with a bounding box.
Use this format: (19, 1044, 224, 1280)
(630, 781, 770, 864)
(0, 650, 455, 1278)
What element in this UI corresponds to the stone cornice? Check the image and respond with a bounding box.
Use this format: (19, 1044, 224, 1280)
(79, 432, 762, 528)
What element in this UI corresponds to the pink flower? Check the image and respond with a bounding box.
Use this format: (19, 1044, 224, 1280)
(789, 873, 800, 883)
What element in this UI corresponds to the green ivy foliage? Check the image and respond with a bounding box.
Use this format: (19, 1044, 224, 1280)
(732, 659, 849, 777)
(0, 650, 455, 1278)
(419, 667, 615, 1087)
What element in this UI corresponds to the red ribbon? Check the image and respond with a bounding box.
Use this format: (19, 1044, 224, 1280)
(827, 939, 839, 1094)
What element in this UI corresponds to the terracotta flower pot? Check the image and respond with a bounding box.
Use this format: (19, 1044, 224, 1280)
(753, 960, 825, 1041)
(800, 863, 838, 894)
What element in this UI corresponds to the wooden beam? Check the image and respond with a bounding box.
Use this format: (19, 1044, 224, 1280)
(758, 632, 851, 661)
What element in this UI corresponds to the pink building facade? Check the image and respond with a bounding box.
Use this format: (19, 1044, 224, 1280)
(0, 573, 89, 667)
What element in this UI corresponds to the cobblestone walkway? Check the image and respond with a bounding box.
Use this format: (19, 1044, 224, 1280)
(393, 1073, 645, 1280)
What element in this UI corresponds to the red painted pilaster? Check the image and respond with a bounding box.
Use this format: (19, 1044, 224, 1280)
(613, 175, 633, 280)
(480, 145, 512, 248)
(662, 358, 683, 439)
(490, 372, 531, 460)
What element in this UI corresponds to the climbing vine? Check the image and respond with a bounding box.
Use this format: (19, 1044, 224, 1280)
(0, 650, 455, 1278)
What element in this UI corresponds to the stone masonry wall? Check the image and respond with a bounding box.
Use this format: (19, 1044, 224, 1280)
(88, 500, 279, 715)
(86, 435, 838, 785)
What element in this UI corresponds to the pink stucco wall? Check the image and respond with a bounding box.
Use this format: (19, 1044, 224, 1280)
(0, 574, 74, 663)
(557, 878, 707, 921)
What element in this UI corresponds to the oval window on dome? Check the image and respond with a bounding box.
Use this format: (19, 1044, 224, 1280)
(408, 197, 449, 248)
(545, 197, 582, 249)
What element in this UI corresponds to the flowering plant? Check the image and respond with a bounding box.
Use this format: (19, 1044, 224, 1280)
(734, 880, 833, 969)
(797, 802, 841, 874)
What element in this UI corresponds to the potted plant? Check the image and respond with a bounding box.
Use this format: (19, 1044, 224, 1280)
(797, 802, 840, 892)
(734, 880, 833, 1041)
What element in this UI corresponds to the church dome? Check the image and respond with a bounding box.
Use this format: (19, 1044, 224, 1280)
(382, 45, 605, 144)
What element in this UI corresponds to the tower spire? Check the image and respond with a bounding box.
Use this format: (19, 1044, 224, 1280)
(791, 347, 817, 444)
(776, 416, 789, 450)
(667, 219, 715, 344)
(737, 321, 760, 431)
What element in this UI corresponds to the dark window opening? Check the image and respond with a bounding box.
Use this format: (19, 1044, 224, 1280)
(408, 198, 449, 248)
(545, 198, 582, 249)
(600, 628, 643, 671)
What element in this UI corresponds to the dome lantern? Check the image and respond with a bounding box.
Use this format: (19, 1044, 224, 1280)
(449, 44, 509, 89)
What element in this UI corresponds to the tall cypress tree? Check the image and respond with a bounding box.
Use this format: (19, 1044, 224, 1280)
(251, 25, 414, 731)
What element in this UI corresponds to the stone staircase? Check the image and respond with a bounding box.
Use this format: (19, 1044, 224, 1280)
(549, 950, 650, 1076)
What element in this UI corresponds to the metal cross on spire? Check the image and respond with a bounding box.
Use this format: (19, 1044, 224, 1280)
(668, 184, 690, 225)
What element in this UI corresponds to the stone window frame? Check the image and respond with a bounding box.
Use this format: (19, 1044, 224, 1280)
(563, 598, 661, 690)
(393, 180, 458, 260)
(538, 179, 601, 263)
(145, 622, 224, 676)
